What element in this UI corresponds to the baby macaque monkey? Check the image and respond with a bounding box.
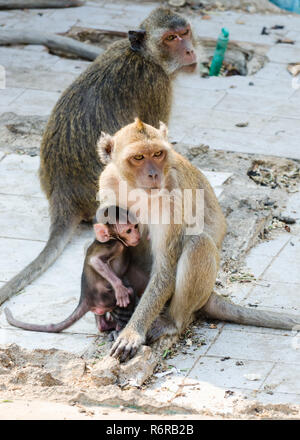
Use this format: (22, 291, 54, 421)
(5, 213, 147, 334)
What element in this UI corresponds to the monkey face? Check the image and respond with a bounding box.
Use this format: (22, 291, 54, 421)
(161, 25, 197, 70)
(98, 119, 171, 192)
(90, 287, 117, 315)
(126, 146, 168, 190)
(116, 223, 140, 247)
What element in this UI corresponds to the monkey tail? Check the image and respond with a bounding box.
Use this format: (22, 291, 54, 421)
(202, 292, 300, 331)
(4, 301, 89, 333)
(0, 215, 81, 306)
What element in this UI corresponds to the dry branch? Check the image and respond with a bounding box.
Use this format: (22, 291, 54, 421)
(0, 0, 83, 8)
(0, 30, 102, 60)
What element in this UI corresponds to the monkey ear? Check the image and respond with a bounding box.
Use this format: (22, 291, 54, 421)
(128, 30, 146, 52)
(134, 117, 145, 132)
(97, 132, 114, 164)
(159, 121, 168, 139)
(94, 223, 110, 242)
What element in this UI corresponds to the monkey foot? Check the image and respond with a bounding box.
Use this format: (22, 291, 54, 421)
(108, 330, 120, 342)
(146, 315, 177, 344)
(110, 328, 145, 362)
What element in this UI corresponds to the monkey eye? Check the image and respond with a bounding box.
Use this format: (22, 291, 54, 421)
(181, 29, 189, 36)
(133, 154, 144, 161)
(166, 35, 176, 41)
(153, 151, 162, 157)
(126, 229, 132, 234)
(134, 224, 138, 229)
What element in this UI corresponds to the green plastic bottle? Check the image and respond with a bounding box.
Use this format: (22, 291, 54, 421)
(209, 28, 229, 77)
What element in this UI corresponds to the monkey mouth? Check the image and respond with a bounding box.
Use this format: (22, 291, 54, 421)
(182, 62, 197, 73)
(142, 185, 161, 191)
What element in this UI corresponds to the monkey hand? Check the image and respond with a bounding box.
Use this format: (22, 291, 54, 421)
(110, 327, 145, 362)
(114, 284, 133, 308)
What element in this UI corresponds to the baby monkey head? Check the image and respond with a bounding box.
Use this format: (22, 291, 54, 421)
(94, 221, 140, 247)
(98, 118, 172, 191)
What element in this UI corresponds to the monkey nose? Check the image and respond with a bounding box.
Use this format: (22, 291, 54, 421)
(149, 173, 158, 180)
(185, 49, 197, 65)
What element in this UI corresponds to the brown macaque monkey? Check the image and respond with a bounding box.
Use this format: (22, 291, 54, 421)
(4, 216, 148, 334)
(0, 7, 197, 305)
(98, 118, 300, 362)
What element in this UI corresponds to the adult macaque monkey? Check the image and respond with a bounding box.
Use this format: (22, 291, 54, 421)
(98, 118, 300, 362)
(0, 7, 197, 305)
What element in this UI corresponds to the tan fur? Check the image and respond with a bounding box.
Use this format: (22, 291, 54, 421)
(98, 119, 300, 362)
(98, 119, 226, 361)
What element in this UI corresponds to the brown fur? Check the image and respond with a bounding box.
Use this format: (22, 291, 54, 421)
(0, 7, 196, 305)
(5, 220, 148, 333)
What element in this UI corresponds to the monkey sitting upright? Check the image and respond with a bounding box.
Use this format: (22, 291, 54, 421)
(97, 118, 300, 362)
(5, 214, 148, 334)
(0, 6, 198, 306)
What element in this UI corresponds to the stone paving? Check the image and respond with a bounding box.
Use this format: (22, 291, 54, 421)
(0, 0, 300, 414)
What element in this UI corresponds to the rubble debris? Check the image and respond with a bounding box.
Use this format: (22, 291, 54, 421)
(229, 271, 256, 283)
(273, 215, 296, 225)
(235, 122, 249, 128)
(247, 160, 300, 191)
(63, 26, 127, 51)
(64, 26, 127, 40)
(224, 390, 235, 398)
(287, 63, 300, 76)
(200, 60, 242, 77)
(276, 38, 295, 44)
(261, 27, 270, 35)
(168, 0, 186, 6)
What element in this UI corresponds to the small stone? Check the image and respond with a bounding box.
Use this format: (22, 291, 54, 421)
(119, 346, 157, 387)
(235, 122, 249, 128)
(236, 361, 244, 366)
(244, 373, 261, 381)
(91, 356, 119, 386)
(168, 0, 186, 6)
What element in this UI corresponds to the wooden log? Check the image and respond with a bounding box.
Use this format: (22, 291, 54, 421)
(0, 30, 102, 61)
(0, 0, 83, 8)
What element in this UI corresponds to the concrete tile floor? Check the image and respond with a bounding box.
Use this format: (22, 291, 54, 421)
(0, 1, 300, 412)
